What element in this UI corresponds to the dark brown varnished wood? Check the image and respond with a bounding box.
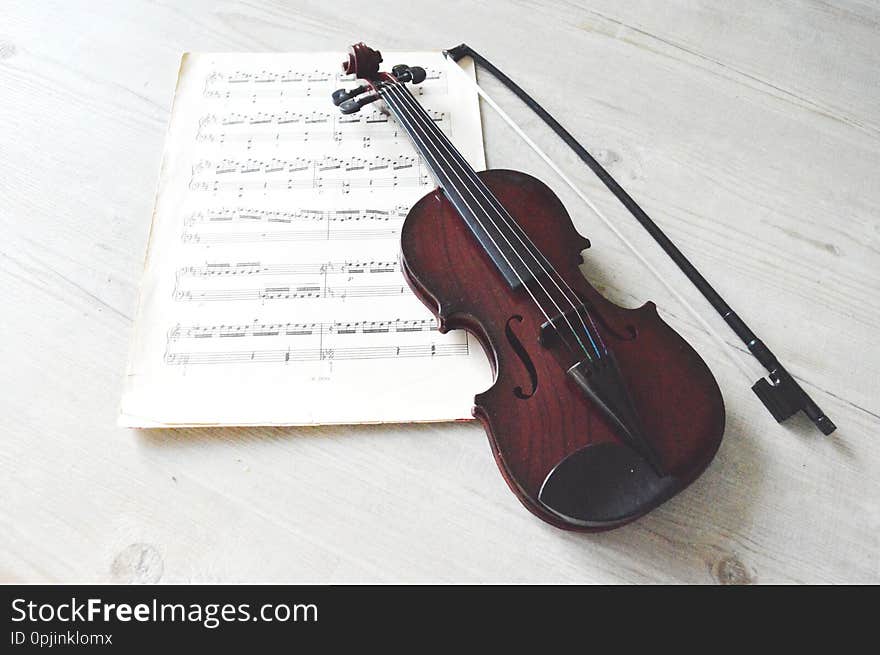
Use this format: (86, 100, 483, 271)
(401, 170, 725, 531)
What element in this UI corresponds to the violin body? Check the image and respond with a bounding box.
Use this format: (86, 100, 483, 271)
(401, 169, 725, 530)
(334, 42, 726, 530)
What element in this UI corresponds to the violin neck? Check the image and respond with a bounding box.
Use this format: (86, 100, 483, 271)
(378, 83, 535, 291)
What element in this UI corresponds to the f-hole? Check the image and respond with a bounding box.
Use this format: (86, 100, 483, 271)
(505, 315, 538, 399)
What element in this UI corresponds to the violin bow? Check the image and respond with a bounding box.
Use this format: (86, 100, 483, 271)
(443, 43, 836, 436)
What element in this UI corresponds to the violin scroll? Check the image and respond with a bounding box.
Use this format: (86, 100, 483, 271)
(333, 43, 426, 115)
(342, 42, 383, 80)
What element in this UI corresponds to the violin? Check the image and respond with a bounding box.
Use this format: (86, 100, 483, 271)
(333, 43, 725, 531)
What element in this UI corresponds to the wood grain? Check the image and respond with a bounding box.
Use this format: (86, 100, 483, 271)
(0, 0, 877, 583)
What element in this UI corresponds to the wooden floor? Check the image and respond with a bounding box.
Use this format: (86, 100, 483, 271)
(1, 1, 877, 583)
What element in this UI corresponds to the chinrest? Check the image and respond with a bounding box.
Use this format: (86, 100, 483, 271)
(538, 442, 679, 528)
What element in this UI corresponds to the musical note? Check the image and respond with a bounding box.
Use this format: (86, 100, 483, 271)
(178, 260, 400, 278)
(173, 284, 407, 302)
(181, 227, 400, 244)
(202, 66, 445, 96)
(166, 318, 437, 341)
(180, 205, 409, 243)
(164, 343, 468, 366)
(184, 206, 404, 225)
(122, 51, 488, 427)
(188, 155, 430, 195)
(195, 108, 447, 150)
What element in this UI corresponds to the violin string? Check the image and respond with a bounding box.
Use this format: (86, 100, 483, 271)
(443, 57, 758, 384)
(382, 83, 601, 362)
(384, 81, 607, 359)
(380, 82, 594, 360)
(378, 83, 591, 360)
(378, 83, 587, 359)
(383, 81, 606, 359)
(389, 83, 608, 357)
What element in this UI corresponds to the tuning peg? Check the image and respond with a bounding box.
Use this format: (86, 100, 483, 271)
(331, 84, 369, 106)
(391, 66, 427, 85)
(339, 93, 380, 114)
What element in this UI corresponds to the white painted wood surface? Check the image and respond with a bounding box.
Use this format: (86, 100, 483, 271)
(1, 0, 877, 584)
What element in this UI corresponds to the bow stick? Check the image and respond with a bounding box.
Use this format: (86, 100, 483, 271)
(443, 43, 835, 436)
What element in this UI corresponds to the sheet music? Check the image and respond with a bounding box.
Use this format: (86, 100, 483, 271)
(120, 52, 492, 427)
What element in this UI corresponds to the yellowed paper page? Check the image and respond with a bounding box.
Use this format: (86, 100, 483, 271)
(120, 52, 492, 427)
